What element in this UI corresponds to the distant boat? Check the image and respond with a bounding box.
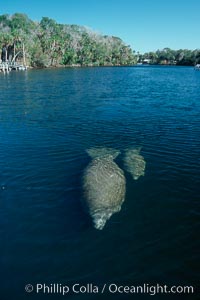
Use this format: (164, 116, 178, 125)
(194, 64, 200, 70)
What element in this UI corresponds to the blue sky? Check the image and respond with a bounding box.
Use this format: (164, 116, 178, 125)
(1, 0, 200, 53)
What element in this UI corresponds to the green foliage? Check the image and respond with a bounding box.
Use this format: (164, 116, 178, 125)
(0, 13, 136, 67)
(10, 13, 35, 34)
(139, 48, 200, 66)
(0, 14, 10, 27)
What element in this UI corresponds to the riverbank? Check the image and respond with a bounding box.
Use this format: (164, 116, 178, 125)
(1, 61, 198, 73)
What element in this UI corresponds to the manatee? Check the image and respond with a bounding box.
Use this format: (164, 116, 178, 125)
(83, 147, 126, 230)
(124, 147, 146, 180)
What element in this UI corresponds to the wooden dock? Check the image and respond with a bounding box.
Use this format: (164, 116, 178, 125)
(0, 62, 27, 72)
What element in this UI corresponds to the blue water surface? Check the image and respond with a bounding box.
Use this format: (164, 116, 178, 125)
(0, 66, 200, 300)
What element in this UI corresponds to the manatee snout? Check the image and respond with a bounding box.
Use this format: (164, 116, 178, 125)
(92, 211, 112, 230)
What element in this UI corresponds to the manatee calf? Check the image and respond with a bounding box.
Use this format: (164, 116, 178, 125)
(124, 147, 146, 180)
(83, 147, 126, 230)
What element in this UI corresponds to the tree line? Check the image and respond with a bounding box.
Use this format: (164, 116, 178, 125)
(138, 48, 200, 66)
(0, 13, 136, 67)
(0, 14, 199, 68)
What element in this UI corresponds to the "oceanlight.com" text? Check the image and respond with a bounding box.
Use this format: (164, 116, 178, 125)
(25, 283, 195, 296)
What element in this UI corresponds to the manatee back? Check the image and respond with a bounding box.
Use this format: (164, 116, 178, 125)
(83, 157, 126, 228)
(83, 157, 125, 210)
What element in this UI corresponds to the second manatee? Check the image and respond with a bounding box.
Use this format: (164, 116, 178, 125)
(124, 147, 146, 180)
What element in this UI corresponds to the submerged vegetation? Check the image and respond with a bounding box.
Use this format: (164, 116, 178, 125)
(0, 13, 136, 67)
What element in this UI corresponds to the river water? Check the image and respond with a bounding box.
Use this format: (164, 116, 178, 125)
(0, 66, 200, 299)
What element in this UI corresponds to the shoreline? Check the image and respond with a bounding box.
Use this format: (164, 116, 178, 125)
(0, 63, 196, 73)
(28, 63, 197, 70)
(30, 64, 197, 70)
